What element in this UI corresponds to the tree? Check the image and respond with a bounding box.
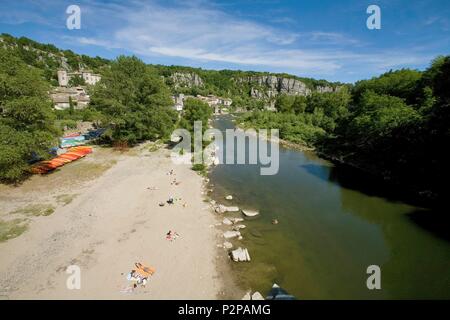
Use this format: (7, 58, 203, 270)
(0, 48, 60, 181)
(180, 98, 212, 132)
(89, 56, 177, 144)
(68, 74, 85, 87)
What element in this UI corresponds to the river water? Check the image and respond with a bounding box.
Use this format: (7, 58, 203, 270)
(208, 115, 450, 299)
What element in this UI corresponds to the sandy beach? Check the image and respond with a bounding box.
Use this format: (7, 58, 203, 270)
(0, 143, 226, 299)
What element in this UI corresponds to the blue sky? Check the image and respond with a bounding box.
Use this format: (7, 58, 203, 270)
(1, 0, 449, 82)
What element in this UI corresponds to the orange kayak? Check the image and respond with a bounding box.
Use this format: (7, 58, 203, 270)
(59, 153, 81, 161)
(67, 148, 92, 155)
(30, 146, 93, 174)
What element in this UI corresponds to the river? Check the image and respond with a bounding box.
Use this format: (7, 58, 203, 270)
(208, 115, 450, 299)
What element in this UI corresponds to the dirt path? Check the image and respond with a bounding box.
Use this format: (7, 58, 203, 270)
(0, 144, 222, 299)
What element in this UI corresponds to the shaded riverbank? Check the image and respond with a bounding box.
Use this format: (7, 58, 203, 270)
(208, 115, 450, 299)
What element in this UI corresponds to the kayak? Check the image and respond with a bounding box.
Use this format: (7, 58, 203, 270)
(63, 132, 81, 138)
(30, 147, 93, 174)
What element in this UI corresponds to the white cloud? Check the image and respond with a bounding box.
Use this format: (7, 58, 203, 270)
(66, 0, 435, 79)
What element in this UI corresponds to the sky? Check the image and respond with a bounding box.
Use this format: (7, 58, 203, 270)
(0, 0, 449, 83)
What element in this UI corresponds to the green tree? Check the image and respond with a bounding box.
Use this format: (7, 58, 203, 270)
(68, 75, 86, 87)
(90, 56, 177, 144)
(0, 48, 60, 181)
(180, 98, 212, 132)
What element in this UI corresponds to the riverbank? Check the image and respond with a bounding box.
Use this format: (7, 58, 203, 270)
(0, 143, 229, 299)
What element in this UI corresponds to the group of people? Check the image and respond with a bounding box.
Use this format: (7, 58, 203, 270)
(166, 230, 180, 242)
(122, 262, 155, 294)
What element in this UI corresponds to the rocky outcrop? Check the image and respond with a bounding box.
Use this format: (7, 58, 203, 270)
(237, 75, 339, 100)
(170, 72, 203, 88)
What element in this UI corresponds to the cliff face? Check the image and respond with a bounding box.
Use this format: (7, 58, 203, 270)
(239, 75, 311, 98)
(170, 72, 204, 88)
(165, 71, 340, 103)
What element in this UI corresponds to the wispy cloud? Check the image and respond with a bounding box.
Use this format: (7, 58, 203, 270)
(1, 0, 445, 81)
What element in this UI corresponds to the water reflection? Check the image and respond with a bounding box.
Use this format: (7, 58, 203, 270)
(209, 115, 450, 299)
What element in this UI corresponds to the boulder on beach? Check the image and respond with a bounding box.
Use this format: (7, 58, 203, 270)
(233, 224, 246, 231)
(222, 218, 233, 226)
(225, 195, 233, 200)
(242, 209, 260, 217)
(231, 247, 251, 262)
(223, 230, 241, 239)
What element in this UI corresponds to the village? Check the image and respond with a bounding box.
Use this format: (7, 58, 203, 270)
(50, 69, 232, 115)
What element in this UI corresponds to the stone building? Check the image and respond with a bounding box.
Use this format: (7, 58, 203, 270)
(50, 87, 90, 110)
(57, 70, 101, 87)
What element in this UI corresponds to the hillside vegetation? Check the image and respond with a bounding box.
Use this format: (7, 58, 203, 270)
(240, 58, 450, 203)
(0, 33, 448, 205)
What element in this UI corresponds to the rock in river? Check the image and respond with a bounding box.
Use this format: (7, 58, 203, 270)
(242, 209, 259, 217)
(231, 247, 251, 262)
(251, 292, 264, 300)
(223, 241, 233, 249)
(215, 205, 240, 214)
(222, 218, 233, 226)
(223, 231, 241, 239)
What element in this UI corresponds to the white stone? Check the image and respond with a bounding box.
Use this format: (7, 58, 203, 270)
(231, 218, 244, 224)
(216, 205, 239, 214)
(223, 231, 241, 239)
(222, 218, 233, 226)
(252, 292, 264, 300)
(242, 209, 259, 217)
(223, 241, 233, 249)
(225, 195, 233, 200)
(233, 224, 246, 231)
(242, 291, 251, 300)
(231, 247, 251, 262)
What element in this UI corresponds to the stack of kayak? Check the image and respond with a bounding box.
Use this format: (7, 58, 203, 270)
(60, 133, 86, 148)
(30, 146, 93, 174)
(60, 129, 105, 148)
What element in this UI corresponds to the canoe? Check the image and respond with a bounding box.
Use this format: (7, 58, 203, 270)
(59, 153, 80, 161)
(63, 132, 81, 138)
(30, 146, 92, 174)
(68, 146, 92, 155)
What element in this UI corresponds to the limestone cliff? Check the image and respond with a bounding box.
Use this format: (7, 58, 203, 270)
(170, 72, 204, 88)
(237, 75, 339, 99)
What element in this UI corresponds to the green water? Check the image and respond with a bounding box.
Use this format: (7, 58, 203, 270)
(208, 115, 450, 299)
